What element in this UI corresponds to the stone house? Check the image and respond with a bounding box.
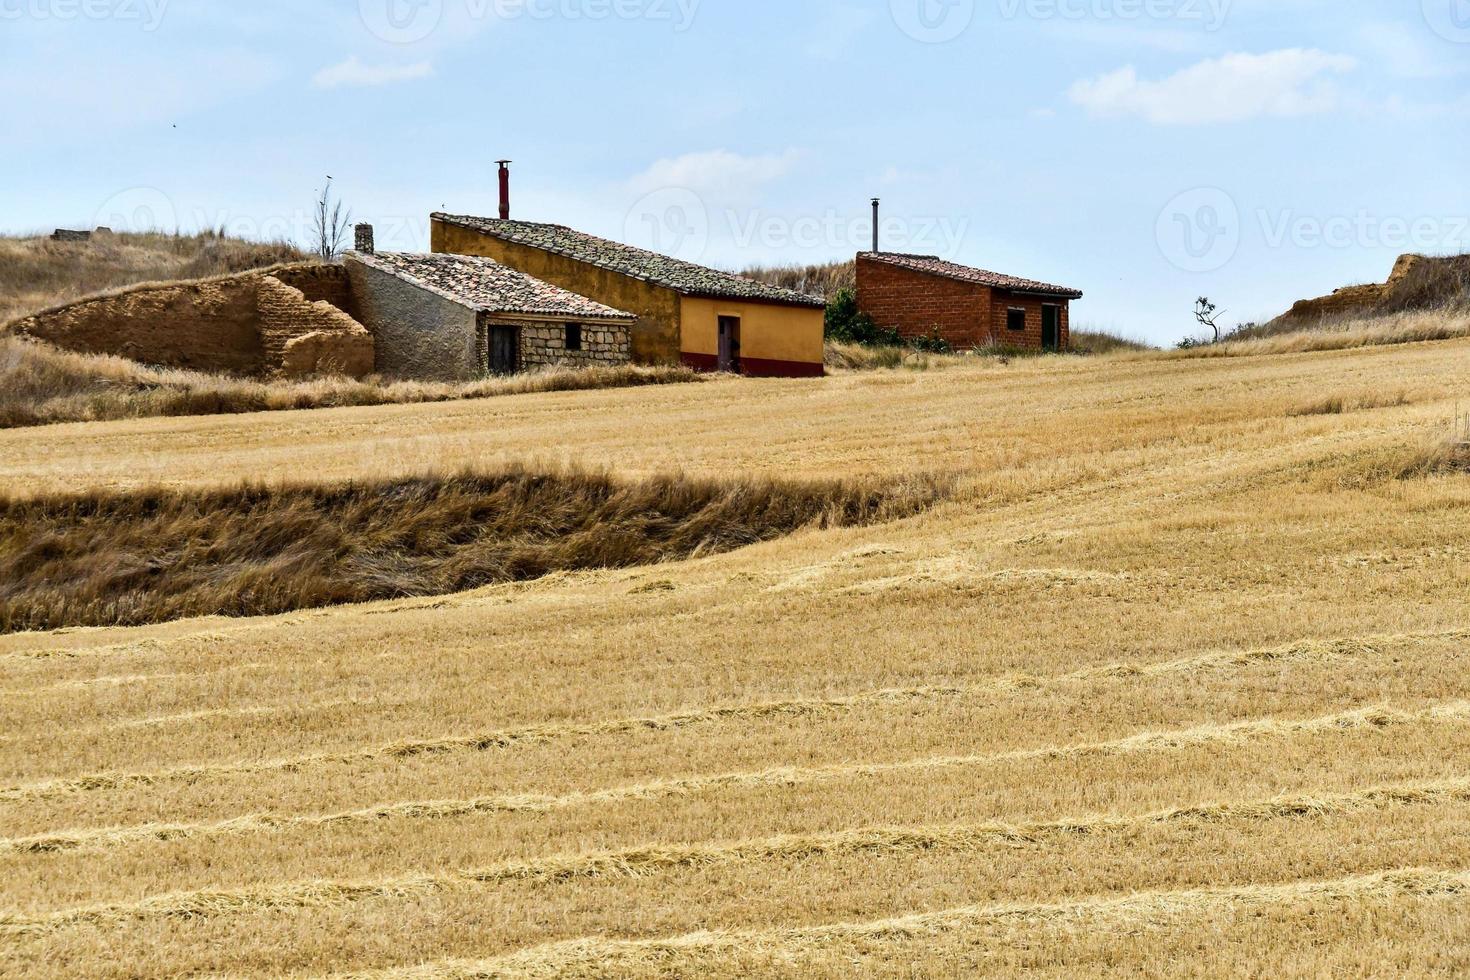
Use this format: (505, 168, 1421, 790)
(856, 252, 1083, 352)
(345, 250, 636, 381)
(431, 212, 827, 377)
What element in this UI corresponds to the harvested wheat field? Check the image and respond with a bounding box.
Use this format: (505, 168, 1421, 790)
(3, 335, 1470, 977)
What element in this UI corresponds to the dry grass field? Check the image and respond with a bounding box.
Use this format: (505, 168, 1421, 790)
(3, 330, 1470, 975)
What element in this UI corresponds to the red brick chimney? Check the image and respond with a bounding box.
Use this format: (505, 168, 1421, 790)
(497, 160, 512, 220)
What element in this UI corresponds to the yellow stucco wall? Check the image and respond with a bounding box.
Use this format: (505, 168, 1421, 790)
(679, 296, 825, 368)
(431, 219, 680, 365)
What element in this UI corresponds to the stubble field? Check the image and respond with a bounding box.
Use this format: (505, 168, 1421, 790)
(2, 337, 1469, 976)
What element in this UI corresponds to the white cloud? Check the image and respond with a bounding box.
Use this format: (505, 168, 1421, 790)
(312, 56, 433, 89)
(1068, 49, 1358, 125)
(627, 149, 804, 198)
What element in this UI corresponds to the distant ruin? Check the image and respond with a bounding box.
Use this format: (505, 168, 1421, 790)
(1272, 254, 1470, 328)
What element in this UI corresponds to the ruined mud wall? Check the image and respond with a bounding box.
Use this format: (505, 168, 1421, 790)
(9, 275, 267, 375)
(7, 263, 373, 379)
(257, 276, 374, 379)
(273, 264, 357, 320)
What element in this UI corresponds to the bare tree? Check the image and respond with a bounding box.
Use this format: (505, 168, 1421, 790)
(1195, 296, 1227, 344)
(311, 178, 351, 261)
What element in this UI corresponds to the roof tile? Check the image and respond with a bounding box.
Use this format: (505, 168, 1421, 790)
(350, 251, 636, 321)
(433, 214, 827, 308)
(860, 252, 1083, 299)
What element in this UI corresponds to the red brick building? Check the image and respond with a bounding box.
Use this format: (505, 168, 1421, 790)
(856, 252, 1083, 351)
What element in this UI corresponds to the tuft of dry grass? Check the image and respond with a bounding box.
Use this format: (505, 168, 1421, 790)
(1396, 436, 1470, 479)
(740, 260, 853, 298)
(1070, 327, 1153, 354)
(824, 341, 981, 372)
(1289, 389, 1412, 417)
(0, 466, 949, 633)
(0, 335, 702, 429)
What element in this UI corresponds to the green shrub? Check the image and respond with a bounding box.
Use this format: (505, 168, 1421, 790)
(824, 288, 904, 347)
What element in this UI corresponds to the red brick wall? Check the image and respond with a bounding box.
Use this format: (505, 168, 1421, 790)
(856, 255, 1069, 351)
(987, 290, 1071, 351)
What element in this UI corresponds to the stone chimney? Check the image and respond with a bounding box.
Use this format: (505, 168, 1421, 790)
(354, 223, 375, 254)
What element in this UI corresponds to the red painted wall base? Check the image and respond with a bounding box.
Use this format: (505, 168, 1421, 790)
(680, 352, 824, 378)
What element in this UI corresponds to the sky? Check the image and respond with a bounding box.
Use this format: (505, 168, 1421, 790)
(2, 0, 1468, 344)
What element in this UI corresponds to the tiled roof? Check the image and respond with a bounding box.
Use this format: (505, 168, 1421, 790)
(433, 214, 827, 308)
(349, 251, 636, 321)
(860, 252, 1083, 299)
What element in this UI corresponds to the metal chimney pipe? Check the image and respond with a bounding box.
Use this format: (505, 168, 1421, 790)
(871, 198, 880, 253)
(497, 160, 512, 220)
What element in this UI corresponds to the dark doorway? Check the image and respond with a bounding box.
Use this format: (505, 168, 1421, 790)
(717, 315, 742, 373)
(1041, 305, 1061, 352)
(488, 324, 519, 374)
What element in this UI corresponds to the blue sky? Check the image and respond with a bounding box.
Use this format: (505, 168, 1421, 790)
(3, 0, 1468, 343)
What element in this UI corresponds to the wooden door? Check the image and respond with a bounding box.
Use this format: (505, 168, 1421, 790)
(717, 316, 742, 373)
(489, 325, 518, 374)
(1041, 305, 1060, 352)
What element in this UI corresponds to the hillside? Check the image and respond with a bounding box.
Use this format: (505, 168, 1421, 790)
(0, 231, 304, 327)
(3, 332, 1470, 975)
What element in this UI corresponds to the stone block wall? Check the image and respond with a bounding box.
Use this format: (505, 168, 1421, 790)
(518, 320, 632, 369)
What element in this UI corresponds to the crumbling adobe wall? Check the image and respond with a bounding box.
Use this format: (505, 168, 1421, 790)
(8, 263, 374, 379)
(9, 275, 267, 375)
(272, 264, 357, 320)
(281, 330, 376, 378)
(257, 276, 374, 379)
